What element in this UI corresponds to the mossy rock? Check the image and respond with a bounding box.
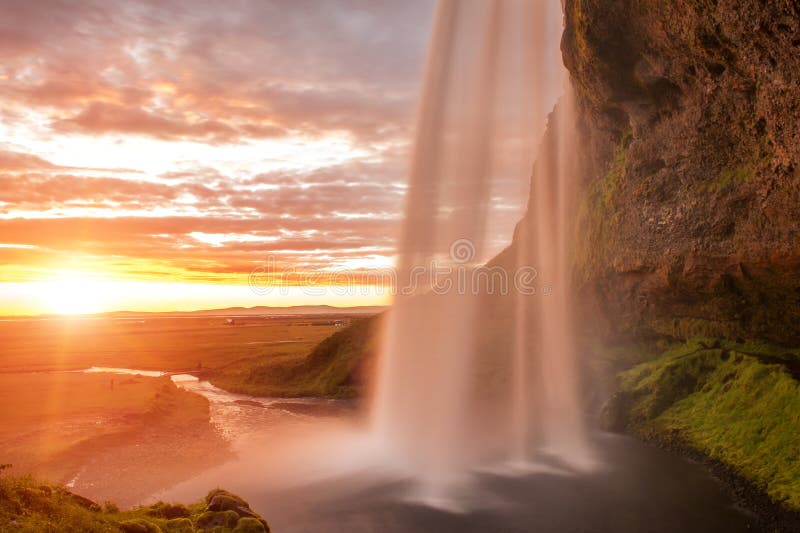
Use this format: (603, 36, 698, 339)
(195, 510, 240, 530)
(599, 390, 633, 432)
(119, 518, 163, 533)
(208, 494, 249, 514)
(165, 517, 195, 532)
(205, 489, 248, 508)
(233, 517, 269, 533)
(147, 501, 191, 519)
(0, 478, 265, 533)
(205, 489, 262, 523)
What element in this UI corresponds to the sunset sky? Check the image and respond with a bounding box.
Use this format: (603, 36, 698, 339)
(0, 0, 532, 316)
(0, 0, 443, 315)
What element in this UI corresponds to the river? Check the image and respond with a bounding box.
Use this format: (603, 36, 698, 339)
(107, 371, 760, 533)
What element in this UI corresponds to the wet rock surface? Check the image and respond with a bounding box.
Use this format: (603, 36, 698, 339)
(554, 0, 800, 345)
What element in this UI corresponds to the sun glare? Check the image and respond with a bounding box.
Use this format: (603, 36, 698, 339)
(46, 274, 108, 315)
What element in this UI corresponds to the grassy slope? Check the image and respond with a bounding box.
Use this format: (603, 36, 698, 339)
(207, 316, 380, 398)
(608, 338, 800, 509)
(0, 475, 269, 532)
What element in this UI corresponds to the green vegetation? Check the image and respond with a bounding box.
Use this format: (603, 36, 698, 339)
(567, 0, 591, 72)
(606, 338, 800, 509)
(698, 162, 755, 194)
(650, 316, 742, 341)
(0, 476, 269, 532)
(574, 134, 628, 280)
(698, 133, 774, 195)
(208, 316, 381, 398)
(715, 163, 754, 191)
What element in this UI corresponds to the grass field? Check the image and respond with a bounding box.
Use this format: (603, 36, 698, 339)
(0, 315, 341, 373)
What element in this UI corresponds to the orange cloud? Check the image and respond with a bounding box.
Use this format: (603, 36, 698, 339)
(0, 149, 60, 171)
(0, 1, 435, 299)
(52, 102, 287, 143)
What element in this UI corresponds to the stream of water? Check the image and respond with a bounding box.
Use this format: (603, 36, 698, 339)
(73, 367, 755, 531)
(157, 372, 755, 532)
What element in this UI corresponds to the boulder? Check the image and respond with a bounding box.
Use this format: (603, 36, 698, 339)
(599, 391, 632, 432)
(233, 517, 269, 533)
(195, 510, 239, 530)
(119, 518, 163, 533)
(201, 488, 269, 531)
(164, 517, 195, 532)
(205, 488, 247, 508)
(207, 492, 261, 520)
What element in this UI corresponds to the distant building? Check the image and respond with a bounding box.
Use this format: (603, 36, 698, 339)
(225, 318, 236, 325)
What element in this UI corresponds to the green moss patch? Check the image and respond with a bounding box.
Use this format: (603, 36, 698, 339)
(697, 162, 755, 194)
(0, 476, 270, 532)
(611, 338, 800, 509)
(575, 134, 629, 280)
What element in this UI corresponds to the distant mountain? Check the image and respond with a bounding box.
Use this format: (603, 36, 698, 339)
(102, 305, 386, 318)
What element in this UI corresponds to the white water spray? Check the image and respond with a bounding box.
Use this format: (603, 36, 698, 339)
(372, 0, 592, 501)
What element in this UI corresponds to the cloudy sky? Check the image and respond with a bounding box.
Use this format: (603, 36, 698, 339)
(0, 0, 440, 314)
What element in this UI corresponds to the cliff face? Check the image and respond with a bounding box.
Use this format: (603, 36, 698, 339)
(550, 0, 800, 345)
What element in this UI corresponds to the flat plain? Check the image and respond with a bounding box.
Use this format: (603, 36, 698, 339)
(0, 314, 345, 506)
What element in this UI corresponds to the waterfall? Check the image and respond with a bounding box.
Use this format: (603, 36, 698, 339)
(371, 0, 592, 502)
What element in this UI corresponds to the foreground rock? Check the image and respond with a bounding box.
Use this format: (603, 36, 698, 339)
(196, 489, 270, 532)
(0, 474, 270, 532)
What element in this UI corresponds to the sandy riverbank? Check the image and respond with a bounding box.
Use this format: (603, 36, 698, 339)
(0, 372, 231, 507)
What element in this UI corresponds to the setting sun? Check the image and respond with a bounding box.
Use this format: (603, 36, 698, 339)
(44, 274, 108, 315)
